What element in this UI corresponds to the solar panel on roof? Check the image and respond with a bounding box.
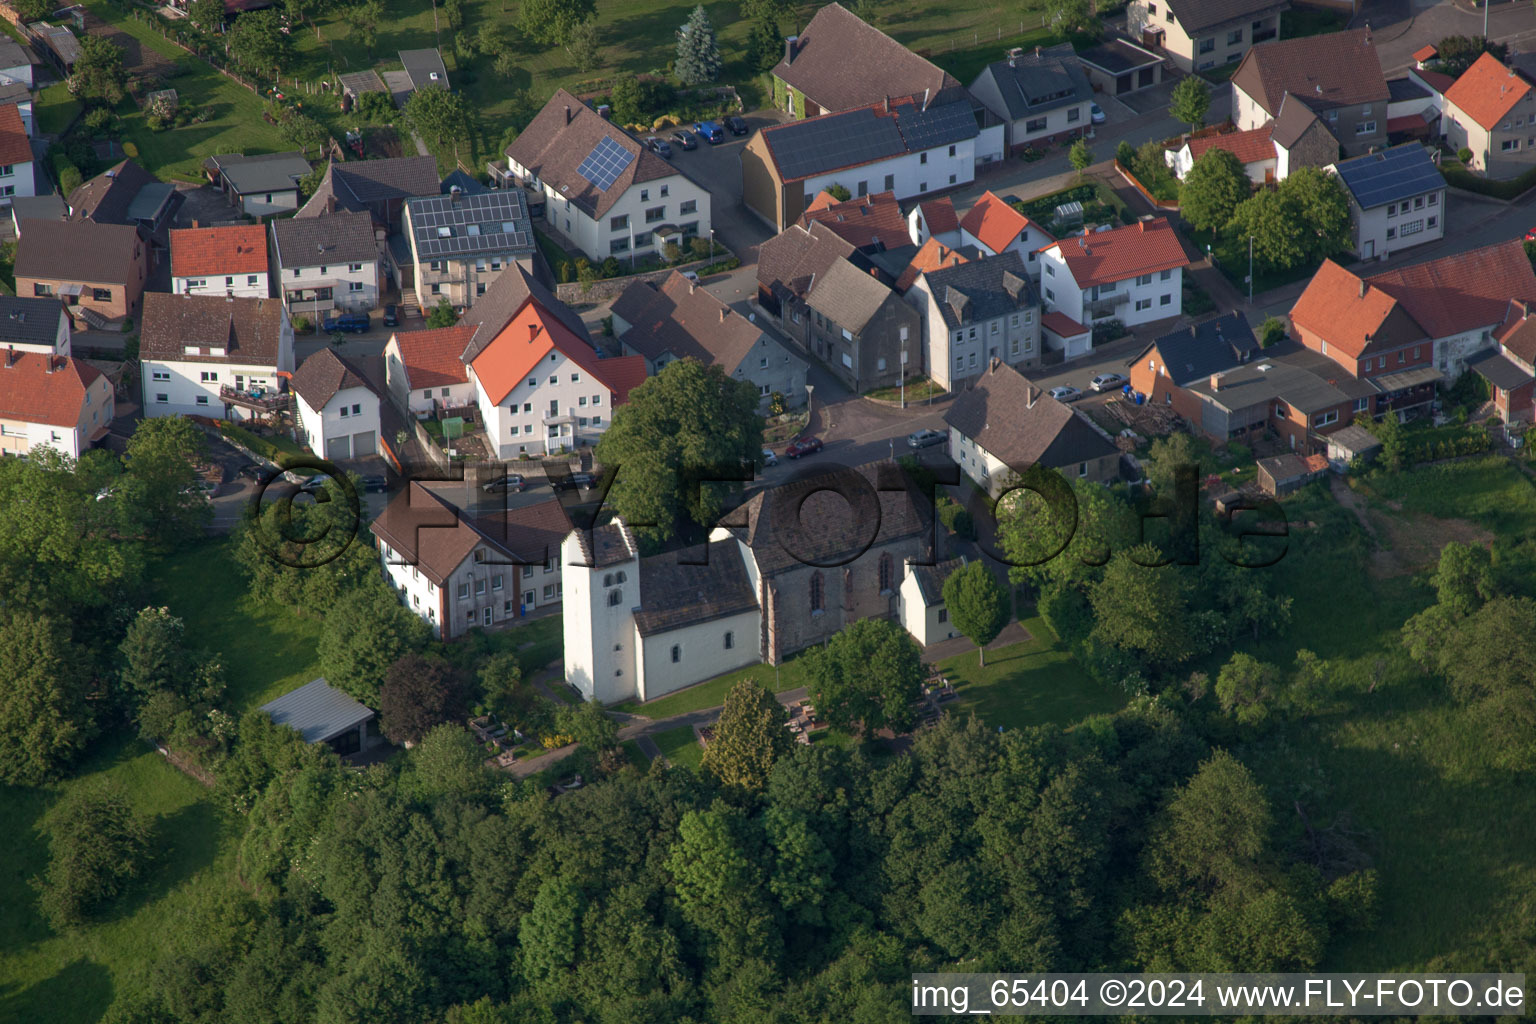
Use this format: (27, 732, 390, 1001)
(1334, 145, 1445, 210)
(770, 108, 906, 180)
(896, 101, 979, 152)
(576, 135, 636, 192)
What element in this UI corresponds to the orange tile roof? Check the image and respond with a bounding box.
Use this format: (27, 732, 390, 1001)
(1288, 258, 1424, 359)
(170, 224, 269, 279)
(391, 324, 474, 389)
(1367, 239, 1536, 340)
(1041, 311, 1090, 338)
(799, 189, 908, 250)
(1187, 123, 1277, 166)
(1444, 52, 1534, 130)
(894, 236, 969, 292)
(0, 103, 28, 168)
(471, 301, 645, 407)
(918, 197, 959, 236)
(960, 189, 1042, 255)
(1046, 218, 1190, 289)
(1495, 300, 1536, 364)
(0, 351, 104, 427)
(1413, 44, 1438, 63)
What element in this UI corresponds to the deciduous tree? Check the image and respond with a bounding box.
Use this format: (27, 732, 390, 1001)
(804, 618, 923, 735)
(1169, 75, 1210, 130)
(565, 16, 599, 70)
(379, 653, 469, 744)
(427, 299, 459, 327)
(701, 679, 793, 789)
(32, 780, 152, 927)
(941, 560, 1009, 666)
(404, 87, 474, 146)
(0, 613, 95, 786)
(68, 35, 128, 107)
(1180, 148, 1248, 232)
(1431, 540, 1497, 617)
(188, 0, 226, 33)
(1214, 652, 1278, 725)
(555, 699, 618, 750)
(226, 9, 292, 75)
(1068, 138, 1093, 179)
(1089, 544, 1199, 669)
(517, 0, 597, 46)
(317, 585, 431, 704)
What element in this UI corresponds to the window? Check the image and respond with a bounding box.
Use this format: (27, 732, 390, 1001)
(1135, 298, 1152, 311)
(248, 275, 258, 286)
(842, 352, 853, 369)
(884, 174, 895, 190)
(645, 206, 666, 223)
(1354, 397, 1369, 413)
(544, 584, 557, 599)
(1386, 227, 1397, 240)
(1011, 337, 1019, 356)
(1357, 121, 1377, 135)
(1010, 314, 1019, 327)
(809, 572, 824, 612)
(1427, 215, 1438, 229)
(524, 591, 535, 606)
(1227, 28, 1242, 44)
(919, 182, 928, 192)
(1068, 107, 1081, 123)
(856, 180, 868, 196)
(990, 322, 999, 335)
(1387, 203, 1397, 218)
(458, 582, 469, 599)
(1148, 2, 1156, 11)
(1044, 262, 1054, 277)
(1378, 356, 1386, 369)
(680, 198, 697, 214)
(878, 553, 893, 593)
(968, 352, 978, 368)
(1198, 37, 1215, 53)
(1400, 219, 1424, 237)
(660, 184, 669, 197)
(155, 393, 167, 404)
(571, 373, 581, 383)
(339, 406, 350, 419)
(1136, 273, 1152, 286)
(608, 589, 622, 606)
(475, 579, 486, 596)
(1160, 269, 1172, 281)
(610, 237, 630, 253)
(1429, 193, 1438, 206)
(348, 281, 363, 292)
(200, 371, 218, 382)
(1414, 196, 1424, 209)
(1078, 462, 1088, 477)
(493, 575, 503, 591)
(92, 288, 111, 301)
(609, 214, 628, 230)
(152, 369, 170, 381)
(920, 152, 928, 164)
(1313, 410, 1338, 427)
(1025, 116, 1048, 133)
(592, 394, 602, 405)
(724, 631, 734, 650)
(670, 644, 681, 664)
(1160, 293, 1172, 306)
(1044, 287, 1054, 301)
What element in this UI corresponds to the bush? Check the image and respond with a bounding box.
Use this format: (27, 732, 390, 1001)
(51, 152, 82, 196)
(1092, 319, 1128, 344)
(32, 781, 152, 928)
(600, 256, 620, 278)
(1259, 315, 1286, 347)
(1457, 147, 1473, 163)
(1116, 140, 1135, 166)
(688, 235, 712, 259)
(1441, 160, 1536, 200)
(937, 497, 976, 540)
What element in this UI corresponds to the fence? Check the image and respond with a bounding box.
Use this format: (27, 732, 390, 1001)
(1114, 159, 1180, 211)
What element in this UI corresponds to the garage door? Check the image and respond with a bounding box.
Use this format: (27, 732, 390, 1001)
(326, 435, 351, 460)
(352, 430, 376, 457)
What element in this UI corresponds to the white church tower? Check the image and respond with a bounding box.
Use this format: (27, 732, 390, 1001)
(561, 522, 641, 704)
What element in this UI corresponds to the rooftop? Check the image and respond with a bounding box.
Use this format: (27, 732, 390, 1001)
(1077, 37, 1164, 74)
(1142, 311, 1259, 386)
(1161, 0, 1289, 32)
(207, 151, 312, 195)
(1367, 239, 1536, 340)
(1331, 143, 1444, 210)
(405, 188, 534, 261)
(170, 223, 269, 279)
(771, 2, 964, 112)
(1187, 341, 1377, 412)
(260, 678, 374, 745)
(917, 251, 1039, 331)
(973, 43, 1093, 120)
(1231, 29, 1389, 118)
(389, 324, 474, 389)
(959, 189, 1051, 255)
(0, 297, 66, 348)
(943, 360, 1117, 471)
(799, 189, 909, 250)
(272, 208, 377, 268)
(611, 270, 767, 371)
(139, 293, 289, 367)
(756, 96, 979, 183)
(1289, 258, 1426, 359)
(15, 218, 141, 284)
(894, 235, 970, 292)
(1185, 123, 1278, 166)
(0, 103, 30, 168)
(398, 48, 449, 91)
(290, 347, 377, 410)
(0, 351, 104, 428)
(1046, 217, 1190, 288)
(633, 540, 760, 637)
(1443, 51, 1534, 130)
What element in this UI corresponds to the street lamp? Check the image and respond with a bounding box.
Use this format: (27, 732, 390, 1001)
(899, 325, 909, 409)
(1248, 234, 1254, 303)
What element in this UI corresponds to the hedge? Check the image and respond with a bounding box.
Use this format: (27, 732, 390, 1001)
(1440, 163, 1536, 201)
(216, 421, 310, 468)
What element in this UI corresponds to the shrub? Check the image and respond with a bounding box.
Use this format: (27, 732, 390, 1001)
(51, 152, 82, 196)
(938, 497, 976, 540)
(599, 256, 620, 278)
(1457, 146, 1473, 163)
(292, 315, 312, 333)
(1259, 315, 1287, 347)
(688, 235, 712, 259)
(1116, 140, 1136, 166)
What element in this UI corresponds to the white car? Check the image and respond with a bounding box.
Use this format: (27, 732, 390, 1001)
(1090, 372, 1128, 393)
(760, 448, 778, 467)
(1090, 102, 1106, 124)
(1049, 385, 1082, 403)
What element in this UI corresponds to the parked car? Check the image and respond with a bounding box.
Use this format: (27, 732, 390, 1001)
(670, 129, 697, 150)
(760, 448, 779, 467)
(679, 269, 700, 283)
(645, 136, 673, 157)
(692, 120, 724, 144)
(323, 313, 370, 334)
(183, 479, 220, 499)
(482, 473, 526, 493)
(1090, 102, 1106, 125)
(906, 428, 946, 449)
(1090, 372, 1128, 392)
(359, 474, 389, 493)
(785, 436, 824, 459)
(724, 114, 749, 136)
(298, 473, 332, 492)
(552, 472, 596, 491)
(382, 304, 399, 327)
(1049, 385, 1082, 403)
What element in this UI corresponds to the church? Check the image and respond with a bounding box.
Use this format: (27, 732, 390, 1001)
(561, 461, 950, 704)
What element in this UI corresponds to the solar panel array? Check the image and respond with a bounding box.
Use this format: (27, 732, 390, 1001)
(1335, 144, 1444, 210)
(895, 101, 980, 154)
(577, 136, 636, 192)
(409, 191, 535, 259)
(769, 108, 906, 181)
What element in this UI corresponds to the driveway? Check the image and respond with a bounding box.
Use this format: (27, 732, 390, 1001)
(660, 110, 787, 261)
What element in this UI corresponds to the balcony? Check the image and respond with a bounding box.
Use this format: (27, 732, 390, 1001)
(1088, 296, 1126, 319)
(219, 384, 291, 412)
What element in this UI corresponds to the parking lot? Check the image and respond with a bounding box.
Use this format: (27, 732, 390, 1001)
(647, 111, 787, 260)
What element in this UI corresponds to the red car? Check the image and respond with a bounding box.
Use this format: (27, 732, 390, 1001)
(785, 436, 824, 459)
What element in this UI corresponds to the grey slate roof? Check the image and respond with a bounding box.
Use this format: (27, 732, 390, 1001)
(943, 361, 1118, 472)
(260, 677, 374, 744)
(917, 251, 1038, 330)
(399, 48, 449, 91)
(770, 2, 965, 113)
(10, 193, 66, 226)
(1077, 38, 1162, 75)
(1332, 143, 1444, 210)
(758, 98, 979, 182)
(300, 156, 441, 218)
(807, 256, 896, 333)
(1387, 76, 1431, 102)
(973, 44, 1093, 120)
(210, 151, 312, 195)
(440, 168, 490, 195)
(911, 556, 965, 606)
(0, 38, 31, 69)
(273, 209, 377, 268)
(1163, 0, 1288, 33)
(1467, 348, 1533, 391)
(632, 541, 760, 637)
(0, 296, 64, 347)
(338, 69, 387, 96)
(1143, 311, 1258, 385)
(290, 347, 377, 410)
(405, 189, 533, 261)
(1270, 92, 1329, 148)
(1187, 342, 1376, 413)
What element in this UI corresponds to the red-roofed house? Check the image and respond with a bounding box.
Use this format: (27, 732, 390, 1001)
(0, 103, 35, 207)
(798, 189, 908, 250)
(1442, 52, 1536, 178)
(1165, 124, 1279, 183)
(907, 197, 961, 248)
(893, 236, 969, 293)
(384, 324, 476, 417)
(959, 190, 1056, 280)
(1413, 44, 1438, 68)
(0, 350, 114, 459)
(1037, 218, 1191, 328)
(1468, 299, 1536, 422)
(170, 224, 270, 298)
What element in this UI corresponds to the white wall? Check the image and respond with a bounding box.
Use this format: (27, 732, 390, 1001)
(1348, 187, 1444, 260)
(0, 60, 33, 88)
(379, 540, 445, 638)
(528, 168, 711, 263)
(1434, 326, 1495, 378)
(561, 530, 639, 704)
(473, 347, 618, 458)
(796, 139, 976, 207)
(173, 271, 270, 299)
(279, 260, 379, 314)
(907, 277, 1039, 391)
(0, 158, 36, 206)
(142, 357, 291, 420)
(1233, 86, 1270, 131)
(1166, 143, 1275, 183)
(0, 372, 112, 461)
(959, 222, 1053, 279)
(1039, 247, 1182, 327)
(634, 608, 762, 702)
(948, 425, 1018, 497)
(897, 562, 958, 647)
(240, 190, 299, 218)
(295, 384, 380, 459)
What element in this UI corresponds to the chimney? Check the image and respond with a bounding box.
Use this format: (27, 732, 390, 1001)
(1026, 381, 1038, 405)
(719, 307, 727, 323)
(1035, 45, 1042, 57)
(324, 194, 337, 214)
(1358, 279, 1367, 299)
(192, 218, 200, 228)
(884, 95, 889, 113)
(564, 104, 572, 125)
(5, 344, 14, 367)
(450, 185, 463, 202)
(45, 355, 57, 374)
(785, 35, 798, 63)
(529, 323, 541, 342)
(1210, 371, 1224, 391)
(1139, 219, 1146, 232)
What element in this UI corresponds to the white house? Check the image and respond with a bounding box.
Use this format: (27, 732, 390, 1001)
(138, 292, 294, 421)
(170, 224, 270, 298)
(506, 88, 711, 262)
(1328, 143, 1446, 261)
(0, 103, 36, 207)
(958, 189, 1056, 280)
(0, 295, 71, 356)
(383, 323, 478, 418)
(271, 210, 380, 317)
(402, 187, 536, 311)
(906, 197, 962, 248)
(1037, 218, 1191, 328)
(897, 557, 964, 647)
(0, 39, 34, 88)
(290, 348, 382, 460)
(0, 350, 112, 460)
(968, 45, 1094, 151)
(205, 152, 314, 218)
(1165, 124, 1279, 183)
(905, 251, 1041, 391)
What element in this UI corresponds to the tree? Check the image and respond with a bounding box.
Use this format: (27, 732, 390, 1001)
(188, 0, 226, 32)
(1431, 540, 1497, 617)
(1169, 75, 1211, 130)
(1043, 0, 1096, 34)
(426, 299, 459, 327)
(0, 613, 95, 786)
(115, 417, 211, 546)
(68, 35, 127, 107)
(665, 804, 779, 961)
(804, 618, 924, 735)
(379, 653, 469, 744)
(226, 9, 292, 76)
(565, 16, 600, 70)
(1433, 35, 1507, 77)
(554, 700, 618, 750)
(675, 5, 722, 85)
(1229, 187, 1306, 273)
(1258, 315, 1286, 348)
(406, 723, 489, 798)
(11, 0, 52, 21)
(353, 0, 384, 54)
(404, 87, 473, 146)
(1068, 138, 1093, 179)
(278, 109, 327, 157)
(1214, 652, 1278, 725)
(1279, 166, 1351, 264)
(701, 679, 793, 789)
(1371, 409, 1406, 471)
(517, 0, 597, 46)
(1089, 545, 1199, 670)
(1146, 750, 1272, 894)
(118, 606, 204, 709)
(1180, 148, 1248, 232)
(317, 585, 431, 704)
(520, 878, 584, 992)
(594, 359, 764, 545)
(443, 0, 465, 32)
(746, 16, 782, 73)
(1145, 430, 1206, 495)
(32, 780, 152, 928)
(607, 73, 647, 126)
(941, 561, 1009, 666)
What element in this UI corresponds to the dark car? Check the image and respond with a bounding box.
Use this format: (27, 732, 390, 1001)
(382, 304, 399, 327)
(235, 463, 266, 481)
(298, 473, 332, 493)
(785, 436, 824, 459)
(645, 136, 673, 157)
(670, 129, 697, 150)
(323, 313, 371, 334)
(551, 472, 596, 491)
(906, 428, 946, 449)
(359, 474, 389, 493)
(724, 114, 749, 136)
(692, 120, 724, 144)
(482, 473, 526, 493)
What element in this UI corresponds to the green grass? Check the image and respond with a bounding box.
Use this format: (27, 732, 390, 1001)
(1361, 456, 1536, 537)
(613, 656, 810, 718)
(651, 723, 703, 768)
(940, 615, 1127, 731)
(865, 378, 946, 403)
(36, 81, 80, 138)
(1198, 60, 1241, 83)
(1281, 6, 1349, 39)
(617, 739, 650, 769)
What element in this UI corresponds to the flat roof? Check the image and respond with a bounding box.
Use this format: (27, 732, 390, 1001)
(1078, 38, 1163, 75)
(260, 677, 374, 744)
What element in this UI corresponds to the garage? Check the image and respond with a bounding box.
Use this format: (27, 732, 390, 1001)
(326, 435, 352, 460)
(1077, 38, 1165, 96)
(351, 430, 376, 457)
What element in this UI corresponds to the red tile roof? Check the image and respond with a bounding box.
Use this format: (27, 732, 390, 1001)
(0, 103, 29, 168)
(1414, 68, 1455, 94)
(799, 189, 908, 249)
(471, 300, 645, 407)
(1289, 259, 1424, 359)
(917, 197, 959, 236)
(0, 351, 104, 427)
(170, 224, 268, 279)
(894, 236, 969, 292)
(1046, 218, 1190, 289)
(1041, 311, 1090, 338)
(391, 324, 474, 389)
(1187, 123, 1277, 166)
(1494, 299, 1536, 365)
(960, 189, 1036, 255)
(1414, 44, 1438, 63)
(1368, 239, 1536, 340)
(1443, 52, 1534, 131)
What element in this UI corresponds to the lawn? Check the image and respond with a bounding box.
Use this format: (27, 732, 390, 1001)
(940, 615, 1127, 731)
(651, 723, 704, 769)
(613, 655, 811, 718)
(866, 378, 946, 404)
(36, 81, 80, 137)
(1281, 6, 1349, 38)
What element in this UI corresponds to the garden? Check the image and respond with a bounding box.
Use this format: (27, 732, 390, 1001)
(1008, 181, 1134, 233)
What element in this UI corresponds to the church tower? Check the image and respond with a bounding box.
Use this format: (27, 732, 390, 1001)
(561, 521, 641, 704)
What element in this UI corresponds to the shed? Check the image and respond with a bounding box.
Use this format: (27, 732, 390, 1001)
(260, 677, 377, 755)
(1325, 424, 1382, 470)
(399, 48, 449, 93)
(1256, 452, 1330, 495)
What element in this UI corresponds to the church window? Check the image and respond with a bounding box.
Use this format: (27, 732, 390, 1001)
(878, 554, 893, 593)
(810, 572, 824, 612)
(671, 644, 682, 663)
(608, 589, 622, 606)
(724, 631, 734, 650)
(616, 570, 627, 583)
(603, 573, 613, 586)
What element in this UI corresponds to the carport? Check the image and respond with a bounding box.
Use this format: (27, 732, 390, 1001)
(260, 677, 379, 756)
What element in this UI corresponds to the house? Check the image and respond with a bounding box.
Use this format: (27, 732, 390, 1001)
(1129, 312, 1258, 419)
(67, 159, 180, 251)
(1441, 52, 1536, 178)
(1386, 75, 1439, 140)
(897, 557, 965, 646)
(290, 347, 382, 460)
(298, 155, 440, 232)
(170, 224, 271, 298)
(0, 38, 35, 88)
(563, 461, 934, 703)
(10, 193, 65, 236)
(907, 197, 961, 248)
(139, 292, 295, 420)
(1231, 30, 1389, 156)
(0, 81, 35, 136)
(402, 187, 535, 311)
(1036, 217, 1191, 328)
(459, 264, 646, 458)
(1041, 311, 1093, 360)
(15, 219, 148, 326)
(203, 152, 313, 217)
(507, 89, 710, 263)
(610, 270, 808, 411)
(906, 251, 1041, 390)
(893, 236, 972, 293)
(1270, 91, 1344, 178)
(1077, 37, 1165, 95)
(1127, 0, 1286, 72)
(1328, 143, 1446, 260)
(1467, 299, 1536, 422)
(798, 189, 908, 251)
(1182, 343, 1379, 450)
(260, 678, 380, 755)
(958, 189, 1055, 279)
(272, 210, 380, 317)
(1256, 452, 1329, 495)
(0, 349, 112, 460)
(398, 48, 449, 94)
(373, 481, 573, 638)
(770, 2, 965, 118)
(0, 295, 71, 356)
(383, 324, 477, 418)
(0, 103, 35, 207)
(969, 44, 1095, 151)
(943, 359, 1120, 495)
(756, 220, 920, 392)
(1166, 124, 1279, 182)
(1325, 423, 1381, 468)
